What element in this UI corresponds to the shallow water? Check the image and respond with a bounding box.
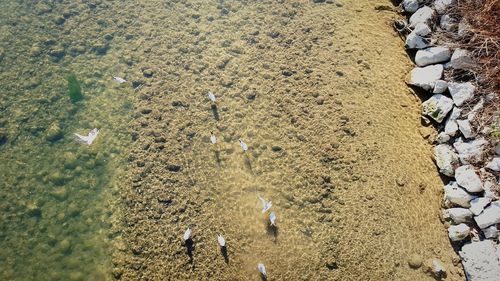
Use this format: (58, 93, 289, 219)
(1, 1, 465, 280)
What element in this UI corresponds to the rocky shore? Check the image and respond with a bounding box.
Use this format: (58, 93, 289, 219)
(400, 0, 500, 280)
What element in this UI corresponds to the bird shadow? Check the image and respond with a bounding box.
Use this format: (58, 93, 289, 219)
(213, 150, 222, 167)
(244, 154, 254, 174)
(184, 239, 195, 263)
(260, 273, 268, 281)
(211, 104, 220, 121)
(220, 246, 229, 264)
(266, 224, 279, 241)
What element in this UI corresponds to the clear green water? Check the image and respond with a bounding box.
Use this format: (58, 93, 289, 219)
(0, 1, 134, 280)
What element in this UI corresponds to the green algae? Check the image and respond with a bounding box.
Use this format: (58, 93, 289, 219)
(67, 73, 83, 103)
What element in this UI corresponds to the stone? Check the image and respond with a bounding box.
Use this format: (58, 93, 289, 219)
(450, 48, 476, 70)
(431, 259, 446, 278)
(453, 137, 487, 164)
(403, 0, 419, 13)
(482, 225, 499, 239)
(433, 80, 448, 94)
(448, 223, 470, 241)
(434, 144, 459, 176)
(410, 64, 443, 91)
(415, 47, 451, 66)
(448, 82, 475, 106)
(408, 253, 423, 269)
(485, 157, 500, 172)
(440, 14, 456, 31)
(469, 197, 491, 216)
(422, 94, 453, 123)
(459, 241, 500, 281)
(435, 0, 456, 14)
(455, 165, 483, 193)
(405, 31, 431, 49)
(413, 23, 431, 36)
(409, 6, 435, 28)
(63, 152, 78, 169)
(457, 119, 475, 139)
(444, 181, 476, 207)
(443, 208, 473, 224)
(436, 132, 450, 143)
(45, 123, 63, 142)
(474, 201, 500, 229)
(444, 107, 461, 136)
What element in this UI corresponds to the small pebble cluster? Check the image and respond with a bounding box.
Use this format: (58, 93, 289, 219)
(400, 0, 500, 280)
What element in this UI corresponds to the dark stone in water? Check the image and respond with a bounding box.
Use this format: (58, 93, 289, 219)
(271, 146, 282, 152)
(313, 0, 326, 3)
(267, 31, 280, 38)
(282, 70, 295, 77)
(140, 108, 152, 114)
(167, 164, 181, 172)
(247, 93, 257, 100)
(326, 262, 338, 270)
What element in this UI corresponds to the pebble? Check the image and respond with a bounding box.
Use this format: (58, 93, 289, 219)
(408, 254, 423, 269)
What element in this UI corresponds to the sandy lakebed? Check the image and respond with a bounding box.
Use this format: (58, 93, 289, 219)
(0, 1, 465, 281)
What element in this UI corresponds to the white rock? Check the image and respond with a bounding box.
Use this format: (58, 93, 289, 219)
(457, 119, 475, 139)
(432, 260, 447, 277)
(440, 14, 456, 31)
(436, 132, 451, 143)
(450, 48, 476, 70)
(475, 201, 500, 229)
(443, 208, 473, 224)
(483, 181, 500, 201)
(453, 137, 487, 164)
(469, 197, 492, 216)
(413, 23, 431, 36)
(486, 157, 500, 172)
(415, 47, 452, 66)
(422, 94, 453, 123)
(459, 241, 500, 281)
(444, 107, 461, 136)
(410, 65, 443, 91)
(405, 30, 431, 49)
(482, 225, 499, 239)
(403, 0, 419, 13)
(435, 0, 456, 14)
(448, 82, 475, 106)
(444, 181, 476, 207)
(433, 80, 448, 94)
(455, 165, 483, 193)
(409, 6, 435, 28)
(496, 145, 500, 155)
(434, 144, 459, 176)
(448, 223, 470, 241)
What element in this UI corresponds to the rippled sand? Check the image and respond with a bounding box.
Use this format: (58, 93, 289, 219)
(0, 1, 465, 280)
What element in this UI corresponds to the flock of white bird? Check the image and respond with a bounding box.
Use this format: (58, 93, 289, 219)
(73, 84, 275, 278)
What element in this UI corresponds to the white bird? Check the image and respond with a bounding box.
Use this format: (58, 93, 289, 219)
(207, 91, 216, 102)
(74, 128, 99, 145)
(113, 76, 127, 83)
(269, 212, 276, 226)
(258, 195, 272, 213)
(210, 132, 217, 145)
(183, 227, 192, 241)
(217, 234, 225, 247)
(239, 139, 248, 151)
(258, 263, 267, 277)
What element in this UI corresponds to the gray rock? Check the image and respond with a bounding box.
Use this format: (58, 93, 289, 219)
(444, 181, 476, 207)
(434, 0, 456, 14)
(450, 48, 476, 70)
(440, 14, 456, 31)
(457, 119, 475, 139)
(410, 65, 443, 91)
(485, 157, 500, 172)
(469, 197, 491, 216)
(422, 94, 453, 123)
(448, 82, 475, 106)
(413, 23, 432, 36)
(415, 47, 451, 66)
(405, 31, 431, 49)
(409, 6, 435, 28)
(443, 207, 473, 224)
(459, 240, 500, 281)
(453, 137, 487, 164)
(482, 225, 499, 239)
(444, 107, 461, 136)
(475, 201, 500, 229)
(448, 223, 470, 241)
(403, 0, 419, 13)
(455, 165, 483, 193)
(433, 80, 448, 94)
(436, 132, 451, 143)
(434, 144, 459, 176)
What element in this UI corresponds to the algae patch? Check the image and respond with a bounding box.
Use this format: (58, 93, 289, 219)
(67, 73, 83, 103)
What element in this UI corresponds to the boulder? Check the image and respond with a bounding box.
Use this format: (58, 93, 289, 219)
(409, 6, 435, 28)
(453, 137, 487, 164)
(410, 65, 443, 91)
(455, 165, 483, 193)
(457, 119, 475, 139)
(443, 207, 473, 223)
(415, 47, 451, 66)
(434, 144, 459, 176)
(448, 223, 470, 241)
(469, 197, 491, 215)
(474, 201, 500, 229)
(485, 157, 500, 172)
(450, 48, 476, 70)
(422, 94, 453, 123)
(435, 0, 456, 14)
(448, 82, 475, 106)
(444, 181, 476, 207)
(403, 0, 419, 13)
(440, 14, 456, 31)
(405, 31, 431, 49)
(482, 225, 499, 239)
(459, 241, 500, 281)
(433, 80, 448, 94)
